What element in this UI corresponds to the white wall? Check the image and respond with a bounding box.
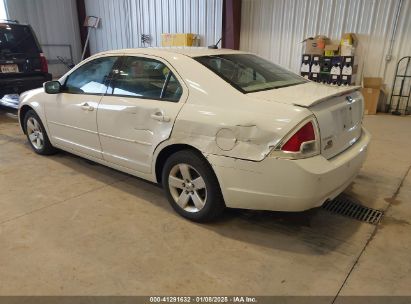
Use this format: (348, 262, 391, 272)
(240, 0, 411, 99)
(0, 0, 7, 19)
(5, 0, 82, 77)
(84, 0, 223, 54)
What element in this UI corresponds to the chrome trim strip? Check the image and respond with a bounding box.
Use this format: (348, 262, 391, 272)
(48, 120, 98, 135)
(99, 132, 152, 146)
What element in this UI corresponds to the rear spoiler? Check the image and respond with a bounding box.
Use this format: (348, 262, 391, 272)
(294, 86, 361, 108)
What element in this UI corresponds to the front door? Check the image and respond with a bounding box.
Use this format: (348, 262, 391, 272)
(97, 55, 186, 173)
(45, 56, 120, 159)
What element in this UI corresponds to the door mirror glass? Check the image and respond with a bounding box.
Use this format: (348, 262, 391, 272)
(44, 81, 61, 94)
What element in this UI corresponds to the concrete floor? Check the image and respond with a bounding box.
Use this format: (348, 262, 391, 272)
(0, 108, 410, 297)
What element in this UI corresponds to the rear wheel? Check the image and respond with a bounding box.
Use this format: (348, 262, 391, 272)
(24, 110, 56, 155)
(162, 150, 225, 222)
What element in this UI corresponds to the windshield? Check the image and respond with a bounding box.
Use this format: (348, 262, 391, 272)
(0, 24, 40, 55)
(195, 54, 306, 93)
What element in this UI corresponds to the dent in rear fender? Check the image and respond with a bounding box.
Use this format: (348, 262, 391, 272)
(170, 121, 277, 160)
(170, 103, 311, 161)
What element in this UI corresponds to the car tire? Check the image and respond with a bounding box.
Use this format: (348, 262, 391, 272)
(162, 150, 225, 222)
(24, 110, 57, 155)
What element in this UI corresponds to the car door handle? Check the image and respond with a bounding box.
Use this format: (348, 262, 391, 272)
(80, 102, 94, 111)
(150, 111, 171, 122)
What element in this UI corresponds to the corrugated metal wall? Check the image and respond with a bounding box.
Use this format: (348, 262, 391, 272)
(240, 0, 411, 96)
(5, 0, 83, 77)
(0, 0, 7, 19)
(84, 0, 223, 54)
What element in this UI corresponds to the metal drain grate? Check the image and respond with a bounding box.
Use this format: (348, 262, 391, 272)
(323, 196, 383, 225)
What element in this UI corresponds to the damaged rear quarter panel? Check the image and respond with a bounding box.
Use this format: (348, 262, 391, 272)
(171, 102, 310, 161)
(155, 54, 313, 162)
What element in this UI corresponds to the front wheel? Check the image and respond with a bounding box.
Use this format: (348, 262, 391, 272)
(24, 110, 56, 155)
(162, 150, 225, 222)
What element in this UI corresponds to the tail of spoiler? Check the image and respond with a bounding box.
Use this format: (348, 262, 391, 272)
(249, 82, 362, 108)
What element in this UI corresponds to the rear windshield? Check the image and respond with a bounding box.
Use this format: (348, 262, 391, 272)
(0, 24, 40, 55)
(195, 54, 306, 93)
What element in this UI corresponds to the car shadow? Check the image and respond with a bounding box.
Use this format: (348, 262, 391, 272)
(38, 147, 366, 257)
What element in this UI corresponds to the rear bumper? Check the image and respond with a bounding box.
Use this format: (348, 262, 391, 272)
(207, 128, 371, 212)
(0, 74, 51, 108)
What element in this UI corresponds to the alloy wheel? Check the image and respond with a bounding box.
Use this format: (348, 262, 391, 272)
(26, 117, 44, 150)
(168, 163, 207, 213)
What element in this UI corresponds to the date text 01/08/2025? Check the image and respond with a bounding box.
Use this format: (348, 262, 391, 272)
(149, 296, 257, 303)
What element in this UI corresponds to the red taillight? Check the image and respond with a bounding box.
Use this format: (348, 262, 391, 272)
(281, 121, 316, 152)
(39, 53, 48, 73)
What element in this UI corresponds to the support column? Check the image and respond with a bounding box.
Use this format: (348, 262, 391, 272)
(222, 0, 242, 50)
(76, 0, 90, 59)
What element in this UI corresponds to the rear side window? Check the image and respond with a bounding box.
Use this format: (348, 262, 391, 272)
(111, 56, 182, 102)
(64, 56, 118, 94)
(0, 24, 40, 55)
(196, 54, 306, 93)
(162, 72, 182, 101)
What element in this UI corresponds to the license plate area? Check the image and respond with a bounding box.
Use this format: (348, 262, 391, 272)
(338, 106, 354, 131)
(0, 64, 19, 73)
(333, 98, 362, 133)
(310, 91, 364, 159)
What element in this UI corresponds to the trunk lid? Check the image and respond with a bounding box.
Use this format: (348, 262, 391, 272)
(249, 82, 364, 159)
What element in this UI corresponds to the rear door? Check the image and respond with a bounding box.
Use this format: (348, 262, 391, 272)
(97, 55, 187, 173)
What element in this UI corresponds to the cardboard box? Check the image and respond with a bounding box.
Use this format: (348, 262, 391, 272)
(340, 33, 357, 56)
(303, 35, 328, 55)
(341, 45, 355, 56)
(363, 77, 383, 89)
(362, 77, 383, 115)
(161, 33, 197, 47)
(341, 33, 358, 46)
(361, 88, 379, 114)
(324, 44, 339, 56)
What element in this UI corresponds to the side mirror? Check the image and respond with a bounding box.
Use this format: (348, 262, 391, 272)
(44, 81, 61, 94)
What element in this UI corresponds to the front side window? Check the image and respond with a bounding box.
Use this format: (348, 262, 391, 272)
(111, 56, 182, 102)
(64, 56, 118, 94)
(195, 54, 307, 93)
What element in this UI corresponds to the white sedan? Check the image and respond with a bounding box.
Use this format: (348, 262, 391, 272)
(18, 48, 370, 222)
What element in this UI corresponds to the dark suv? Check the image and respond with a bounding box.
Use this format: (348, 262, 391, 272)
(0, 20, 52, 109)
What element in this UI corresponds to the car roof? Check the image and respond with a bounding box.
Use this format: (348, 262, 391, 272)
(99, 47, 249, 58)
